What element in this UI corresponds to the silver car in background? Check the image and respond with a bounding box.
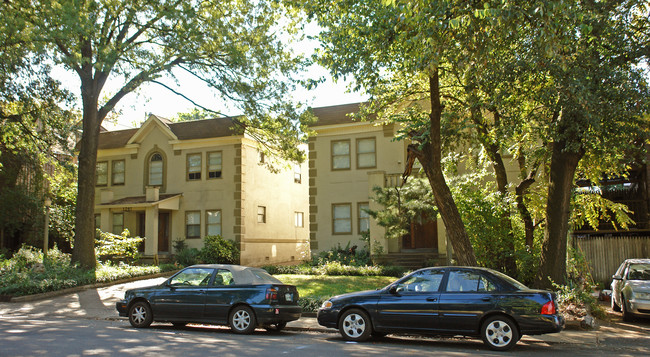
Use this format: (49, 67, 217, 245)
(611, 259, 650, 321)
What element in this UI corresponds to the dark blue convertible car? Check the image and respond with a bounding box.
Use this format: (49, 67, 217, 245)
(116, 264, 301, 333)
(317, 266, 564, 351)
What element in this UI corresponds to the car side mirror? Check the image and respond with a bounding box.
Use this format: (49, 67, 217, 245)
(612, 274, 623, 280)
(388, 285, 402, 295)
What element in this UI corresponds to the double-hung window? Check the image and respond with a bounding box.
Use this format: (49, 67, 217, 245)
(358, 202, 370, 233)
(112, 213, 124, 235)
(257, 206, 266, 223)
(294, 164, 302, 183)
(112, 160, 125, 185)
(295, 212, 304, 227)
(208, 151, 222, 179)
(356, 138, 376, 169)
(96, 162, 108, 186)
(187, 153, 202, 180)
(332, 203, 352, 234)
(186, 211, 201, 238)
(331, 140, 351, 170)
(206, 210, 222, 236)
(149, 153, 163, 186)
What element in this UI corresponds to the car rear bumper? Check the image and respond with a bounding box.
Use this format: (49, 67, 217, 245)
(520, 314, 565, 335)
(116, 300, 128, 317)
(254, 305, 302, 324)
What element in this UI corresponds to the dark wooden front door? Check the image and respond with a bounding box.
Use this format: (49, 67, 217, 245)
(158, 212, 170, 253)
(137, 213, 146, 253)
(403, 217, 437, 250)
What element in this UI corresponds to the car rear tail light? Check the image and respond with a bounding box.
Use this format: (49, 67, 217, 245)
(266, 287, 278, 301)
(541, 300, 556, 315)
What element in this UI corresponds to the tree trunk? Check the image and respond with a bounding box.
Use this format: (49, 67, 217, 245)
(420, 69, 477, 266)
(492, 158, 518, 277)
(472, 109, 517, 276)
(535, 140, 583, 289)
(515, 179, 536, 248)
(71, 81, 101, 270)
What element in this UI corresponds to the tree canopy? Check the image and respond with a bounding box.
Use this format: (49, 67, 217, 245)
(300, 0, 650, 285)
(2, 0, 310, 268)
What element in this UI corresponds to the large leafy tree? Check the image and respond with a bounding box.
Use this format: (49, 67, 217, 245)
(3, 0, 308, 269)
(1, 6, 77, 250)
(301, 0, 649, 282)
(521, 0, 650, 288)
(298, 0, 524, 266)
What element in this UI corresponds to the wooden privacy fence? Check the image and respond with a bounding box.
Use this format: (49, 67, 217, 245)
(574, 235, 650, 286)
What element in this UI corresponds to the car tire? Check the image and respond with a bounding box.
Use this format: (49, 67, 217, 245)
(264, 322, 287, 332)
(481, 315, 519, 351)
(229, 305, 257, 334)
(339, 308, 372, 342)
(621, 294, 633, 322)
(611, 295, 621, 312)
(371, 331, 388, 338)
(128, 301, 153, 328)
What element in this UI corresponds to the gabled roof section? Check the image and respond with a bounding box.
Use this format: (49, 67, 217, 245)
(127, 114, 178, 145)
(309, 102, 376, 127)
(98, 114, 245, 150)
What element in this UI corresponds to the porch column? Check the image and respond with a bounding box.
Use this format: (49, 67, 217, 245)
(100, 208, 111, 233)
(144, 205, 159, 256)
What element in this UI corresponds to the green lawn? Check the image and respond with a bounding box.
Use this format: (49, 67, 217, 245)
(275, 274, 396, 298)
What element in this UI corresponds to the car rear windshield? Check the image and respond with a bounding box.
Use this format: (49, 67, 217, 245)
(248, 268, 283, 284)
(491, 270, 529, 290)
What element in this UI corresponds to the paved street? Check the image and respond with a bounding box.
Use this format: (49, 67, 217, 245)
(1, 277, 649, 356)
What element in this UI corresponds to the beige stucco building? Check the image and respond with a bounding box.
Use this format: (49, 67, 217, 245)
(94, 114, 309, 266)
(308, 103, 450, 266)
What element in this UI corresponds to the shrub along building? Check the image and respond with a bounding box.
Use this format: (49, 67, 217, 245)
(307, 103, 453, 268)
(94, 114, 309, 266)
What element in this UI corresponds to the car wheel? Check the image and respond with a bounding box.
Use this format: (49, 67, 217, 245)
(621, 294, 633, 322)
(229, 305, 257, 334)
(264, 322, 287, 332)
(339, 309, 372, 342)
(611, 295, 621, 312)
(129, 301, 153, 328)
(481, 315, 519, 351)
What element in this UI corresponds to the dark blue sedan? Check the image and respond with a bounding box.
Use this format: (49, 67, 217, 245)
(317, 266, 564, 351)
(116, 264, 301, 333)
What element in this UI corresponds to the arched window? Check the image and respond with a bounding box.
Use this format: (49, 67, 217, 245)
(149, 153, 163, 186)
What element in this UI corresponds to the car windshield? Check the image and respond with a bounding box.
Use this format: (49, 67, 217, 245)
(627, 264, 650, 280)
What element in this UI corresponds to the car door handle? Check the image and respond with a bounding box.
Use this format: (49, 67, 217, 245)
(426, 297, 438, 302)
(481, 297, 491, 301)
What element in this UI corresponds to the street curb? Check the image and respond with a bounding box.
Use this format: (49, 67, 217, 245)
(8, 271, 177, 303)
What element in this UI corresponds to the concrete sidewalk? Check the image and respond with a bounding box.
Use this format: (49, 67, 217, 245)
(1, 275, 648, 351)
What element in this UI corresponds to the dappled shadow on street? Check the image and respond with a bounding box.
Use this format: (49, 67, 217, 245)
(0, 277, 167, 320)
(322, 333, 570, 355)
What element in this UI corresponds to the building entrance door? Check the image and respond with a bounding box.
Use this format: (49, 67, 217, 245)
(137, 213, 146, 253)
(402, 216, 437, 250)
(158, 212, 170, 253)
